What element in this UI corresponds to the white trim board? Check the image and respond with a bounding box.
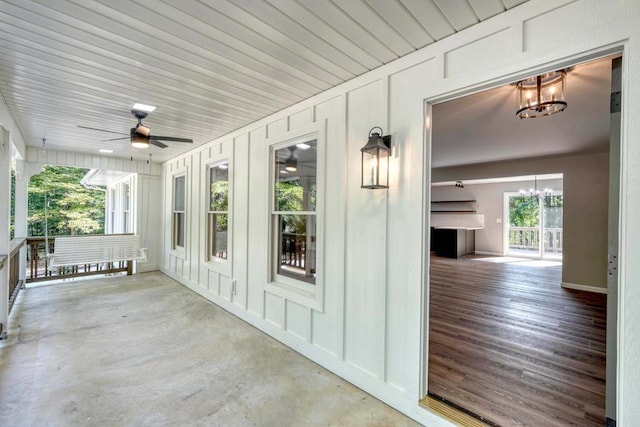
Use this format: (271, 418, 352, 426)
(562, 282, 607, 294)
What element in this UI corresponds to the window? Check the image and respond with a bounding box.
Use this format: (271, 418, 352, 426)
(208, 163, 229, 260)
(173, 175, 186, 249)
(272, 140, 317, 285)
(109, 188, 116, 234)
(123, 182, 130, 233)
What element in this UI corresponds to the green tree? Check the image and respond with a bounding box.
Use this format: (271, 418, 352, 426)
(509, 197, 539, 227)
(28, 166, 105, 236)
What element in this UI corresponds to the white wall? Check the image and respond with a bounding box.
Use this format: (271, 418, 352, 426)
(160, 1, 640, 425)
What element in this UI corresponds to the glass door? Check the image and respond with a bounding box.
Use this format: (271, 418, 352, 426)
(505, 192, 563, 259)
(542, 194, 563, 260)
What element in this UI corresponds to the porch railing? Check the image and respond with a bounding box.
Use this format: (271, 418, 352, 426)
(26, 236, 131, 283)
(9, 238, 26, 313)
(508, 227, 563, 253)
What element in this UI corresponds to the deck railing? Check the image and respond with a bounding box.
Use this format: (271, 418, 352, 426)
(26, 236, 131, 283)
(8, 238, 26, 313)
(508, 227, 563, 253)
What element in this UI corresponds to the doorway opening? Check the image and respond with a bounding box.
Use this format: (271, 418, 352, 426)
(425, 53, 620, 426)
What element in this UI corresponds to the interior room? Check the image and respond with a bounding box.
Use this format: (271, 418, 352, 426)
(427, 56, 615, 425)
(1, 2, 639, 426)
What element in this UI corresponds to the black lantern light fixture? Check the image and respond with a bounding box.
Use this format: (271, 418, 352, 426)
(361, 127, 391, 189)
(516, 70, 567, 119)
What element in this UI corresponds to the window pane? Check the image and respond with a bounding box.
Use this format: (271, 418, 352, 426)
(209, 213, 228, 260)
(277, 214, 316, 284)
(210, 164, 229, 212)
(174, 176, 185, 211)
(274, 141, 317, 212)
(175, 212, 185, 248)
(123, 183, 130, 211)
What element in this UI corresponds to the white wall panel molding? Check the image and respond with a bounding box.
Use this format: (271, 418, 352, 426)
(26, 147, 161, 175)
(158, 1, 640, 424)
(443, 28, 512, 78)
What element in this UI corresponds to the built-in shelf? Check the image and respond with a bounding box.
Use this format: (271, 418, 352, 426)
(431, 200, 476, 213)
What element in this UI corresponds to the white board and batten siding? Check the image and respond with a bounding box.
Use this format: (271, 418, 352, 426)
(26, 146, 162, 176)
(161, 1, 640, 425)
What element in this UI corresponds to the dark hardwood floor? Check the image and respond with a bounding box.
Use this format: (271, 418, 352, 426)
(428, 254, 607, 427)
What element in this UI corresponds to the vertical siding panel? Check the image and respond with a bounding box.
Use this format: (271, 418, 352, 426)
(311, 96, 347, 357)
(233, 134, 250, 310)
(246, 127, 268, 318)
(344, 80, 387, 377)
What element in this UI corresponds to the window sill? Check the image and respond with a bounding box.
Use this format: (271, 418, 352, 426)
(265, 277, 323, 312)
(171, 247, 186, 260)
(204, 258, 231, 277)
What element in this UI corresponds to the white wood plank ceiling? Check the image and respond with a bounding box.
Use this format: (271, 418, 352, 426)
(0, 0, 528, 162)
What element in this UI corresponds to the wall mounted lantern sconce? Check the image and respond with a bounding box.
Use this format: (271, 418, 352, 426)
(516, 70, 567, 119)
(361, 127, 391, 189)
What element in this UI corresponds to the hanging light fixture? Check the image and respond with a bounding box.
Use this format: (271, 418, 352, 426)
(519, 176, 553, 200)
(131, 127, 150, 149)
(361, 126, 391, 189)
(516, 70, 567, 119)
(131, 134, 149, 149)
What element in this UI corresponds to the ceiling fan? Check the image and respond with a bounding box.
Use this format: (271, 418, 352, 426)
(78, 110, 193, 149)
(277, 146, 299, 172)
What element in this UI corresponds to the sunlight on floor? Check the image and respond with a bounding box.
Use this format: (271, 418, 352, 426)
(471, 257, 562, 268)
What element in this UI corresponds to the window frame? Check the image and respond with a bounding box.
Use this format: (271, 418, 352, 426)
(266, 126, 325, 312)
(172, 173, 186, 252)
(123, 181, 131, 234)
(205, 160, 231, 267)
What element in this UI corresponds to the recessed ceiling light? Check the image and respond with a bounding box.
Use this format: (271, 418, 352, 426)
(99, 149, 113, 153)
(132, 103, 156, 112)
(296, 143, 311, 150)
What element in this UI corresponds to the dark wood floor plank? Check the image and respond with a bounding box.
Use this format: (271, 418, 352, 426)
(428, 254, 607, 427)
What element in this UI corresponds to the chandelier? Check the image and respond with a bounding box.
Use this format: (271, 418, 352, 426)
(519, 176, 552, 200)
(516, 70, 567, 119)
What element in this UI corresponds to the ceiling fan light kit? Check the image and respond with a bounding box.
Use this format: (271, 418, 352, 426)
(131, 133, 150, 149)
(79, 109, 194, 150)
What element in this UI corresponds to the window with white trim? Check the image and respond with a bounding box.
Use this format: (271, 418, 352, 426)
(208, 162, 229, 261)
(172, 175, 186, 249)
(272, 139, 317, 285)
(123, 182, 130, 233)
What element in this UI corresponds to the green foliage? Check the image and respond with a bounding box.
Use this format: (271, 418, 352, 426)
(509, 197, 539, 227)
(28, 166, 105, 236)
(275, 180, 317, 234)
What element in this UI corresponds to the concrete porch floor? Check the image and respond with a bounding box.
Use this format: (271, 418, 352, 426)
(0, 272, 420, 426)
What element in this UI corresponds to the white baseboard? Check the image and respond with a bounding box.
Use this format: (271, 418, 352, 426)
(562, 282, 607, 294)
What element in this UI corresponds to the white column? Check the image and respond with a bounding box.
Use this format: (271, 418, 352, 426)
(14, 159, 28, 284)
(0, 127, 10, 338)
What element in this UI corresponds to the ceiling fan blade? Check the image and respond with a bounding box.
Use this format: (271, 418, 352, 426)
(149, 139, 168, 148)
(101, 136, 130, 142)
(77, 125, 128, 135)
(151, 135, 193, 143)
